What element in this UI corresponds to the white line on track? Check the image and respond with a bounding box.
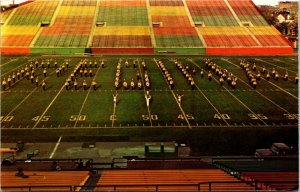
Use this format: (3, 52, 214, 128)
(73, 67, 101, 128)
(138, 59, 153, 126)
(255, 58, 297, 74)
(154, 58, 192, 130)
(49, 136, 62, 159)
(190, 59, 269, 126)
(223, 59, 298, 113)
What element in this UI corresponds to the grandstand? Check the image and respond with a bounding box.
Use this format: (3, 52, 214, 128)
(0, 0, 294, 55)
(1, 157, 298, 191)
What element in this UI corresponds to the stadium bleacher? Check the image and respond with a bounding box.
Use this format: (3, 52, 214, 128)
(0, 157, 298, 191)
(90, 0, 153, 54)
(228, 0, 268, 26)
(95, 169, 255, 191)
(213, 158, 299, 190)
(186, 0, 239, 26)
(1, 171, 89, 191)
(0, 0, 294, 55)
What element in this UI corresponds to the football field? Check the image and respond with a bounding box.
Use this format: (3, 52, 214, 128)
(1, 55, 298, 146)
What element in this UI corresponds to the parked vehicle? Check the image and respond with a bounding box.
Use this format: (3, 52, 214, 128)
(255, 143, 297, 158)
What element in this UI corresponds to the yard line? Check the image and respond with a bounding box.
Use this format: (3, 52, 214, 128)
(111, 91, 117, 127)
(153, 58, 192, 130)
(222, 59, 296, 115)
(190, 59, 269, 126)
(255, 58, 297, 74)
(223, 59, 298, 100)
(137, 59, 152, 126)
(49, 136, 62, 159)
(73, 67, 101, 128)
(1, 60, 31, 78)
(273, 58, 298, 66)
(180, 60, 230, 126)
(32, 83, 65, 129)
(1, 58, 19, 67)
(1, 70, 57, 122)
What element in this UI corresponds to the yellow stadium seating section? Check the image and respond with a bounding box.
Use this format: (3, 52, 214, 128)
(248, 26, 281, 35)
(1, 26, 40, 35)
(58, 6, 96, 16)
(93, 26, 151, 36)
(198, 27, 250, 36)
(150, 6, 187, 16)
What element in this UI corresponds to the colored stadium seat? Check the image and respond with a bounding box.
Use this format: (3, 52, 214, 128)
(1, 171, 89, 191)
(0, 0, 294, 54)
(95, 169, 255, 191)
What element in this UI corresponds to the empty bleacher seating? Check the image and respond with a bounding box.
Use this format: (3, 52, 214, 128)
(0, 0, 294, 54)
(228, 0, 268, 26)
(95, 169, 255, 191)
(186, 0, 239, 26)
(8, 1, 59, 25)
(34, 0, 96, 48)
(1, 171, 89, 191)
(199, 26, 259, 47)
(151, 0, 203, 49)
(127, 158, 216, 169)
(214, 159, 298, 191)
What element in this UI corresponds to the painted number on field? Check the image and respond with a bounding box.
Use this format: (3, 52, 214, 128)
(142, 115, 158, 120)
(283, 114, 298, 120)
(32, 116, 50, 122)
(110, 115, 117, 121)
(0, 116, 14, 122)
(248, 114, 268, 120)
(178, 114, 194, 120)
(69, 115, 86, 121)
(214, 114, 230, 120)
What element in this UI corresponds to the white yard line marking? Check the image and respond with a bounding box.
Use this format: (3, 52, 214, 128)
(138, 60, 153, 126)
(112, 99, 117, 127)
(224, 59, 298, 100)
(261, 78, 298, 100)
(1, 61, 31, 78)
(154, 58, 192, 130)
(185, 60, 230, 126)
(255, 58, 297, 74)
(190, 59, 269, 126)
(1, 58, 19, 67)
(223, 59, 297, 114)
(1, 70, 57, 121)
(32, 84, 65, 129)
(73, 67, 101, 128)
(49, 136, 62, 159)
(194, 84, 230, 126)
(1, 88, 37, 121)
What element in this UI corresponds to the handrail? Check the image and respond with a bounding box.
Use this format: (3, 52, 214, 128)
(2, 180, 297, 191)
(212, 156, 298, 163)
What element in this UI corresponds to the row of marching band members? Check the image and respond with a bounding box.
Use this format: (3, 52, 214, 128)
(205, 59, 237, 89)
(174, 60, 195, 90)
(157, 59, 174, 90)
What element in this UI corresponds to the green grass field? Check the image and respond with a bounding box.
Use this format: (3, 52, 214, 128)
(0, 55, 298, 154)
